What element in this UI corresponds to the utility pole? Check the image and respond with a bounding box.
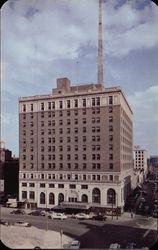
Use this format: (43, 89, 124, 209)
(98, 0, 104, 86)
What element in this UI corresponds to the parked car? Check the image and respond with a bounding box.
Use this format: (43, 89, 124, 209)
(69, 240, 81, 249)
(28, 210, 44, 216)
(14, 221, 31, 227)
(0, 219, 9, 226)
(126, 243, 136, 249)
(152, 210, 158, 218)
(109, 243, 121, 249)
(49, 212, 67, 220)
(10, 209, 25, 215)
(75, 213, 90, 219)
(93, 214, 107, 221)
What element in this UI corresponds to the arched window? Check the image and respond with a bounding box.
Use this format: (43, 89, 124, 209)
(40, 192, 45, 204)
(81, 194, 88, 203)
(92, 188, 100, 203)
(107, 189, 116, 204)
(49, 193, 55, 205)
(58, 193, 64, 205)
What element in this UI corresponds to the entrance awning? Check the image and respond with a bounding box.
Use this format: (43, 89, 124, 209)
(60, 202, 91, 210)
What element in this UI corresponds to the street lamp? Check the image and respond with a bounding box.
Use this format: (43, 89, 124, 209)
(44, 190, 48, 231)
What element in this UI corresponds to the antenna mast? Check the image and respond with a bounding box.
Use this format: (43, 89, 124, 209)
(98, 0, 104, 86)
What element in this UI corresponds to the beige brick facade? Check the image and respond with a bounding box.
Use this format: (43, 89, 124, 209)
(19, 78, 133, 213)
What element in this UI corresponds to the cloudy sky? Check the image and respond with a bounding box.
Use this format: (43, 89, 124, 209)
(1, 0, 158, 157)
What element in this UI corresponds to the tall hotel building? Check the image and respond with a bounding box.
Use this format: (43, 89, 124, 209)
(19, 0, 133, 214)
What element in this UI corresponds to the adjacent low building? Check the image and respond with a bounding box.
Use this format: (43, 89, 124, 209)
(19, 77, 134, 214)
(134, 146, 148, 183)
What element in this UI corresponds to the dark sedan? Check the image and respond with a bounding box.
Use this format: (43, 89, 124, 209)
(28, 210, 44, 216)
(93, 214, 107, 221)
(10, 209, 25, 215)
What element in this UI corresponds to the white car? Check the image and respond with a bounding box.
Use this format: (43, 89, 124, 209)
(109, 243, 121, 249)
(69, 240, 80, 249)
(75, 213, 90, 219)
(14, 221, 31, 227)
(49, 212, 67, 220)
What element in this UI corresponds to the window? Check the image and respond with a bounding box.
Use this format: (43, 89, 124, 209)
(29, 191, 35, 200)
(59, 120, 63, 125)
(97, 163, 100, 169)
(59, 128, 63, 134)
(30, 155, 33, 160)
(40, 192, 45, 204)
(92, 145, 95, 151)
(59, 154, 63, 160)
(83, 98, 86, 107)
(48, 102, 51, 110)
(81, 185, 88, 189)
(96, 136, 100, 142)
(92, 108, 95, 114)
(67, 110, 70, 116)
(41, 112, 44, 118)
(41, 102, 44, 111)
(96, 107, 100, 114)
(40, 183, 45, 188)
(92, 118, 95, 123)
(49, 184, 55, 188)
(31, 103, 34, 111)
(74, 163, 78, 169)
(109, 144, 113, 150)
(82, 109, 86, 115)
(23, 104, 26, 112)
(67, 154, 71, 160)
(59, 111, 63, 117)
(23, 114, 26, 119)
(49, 193, 55, 204)
(22, 182, 27, 187)
(109, 154, 113, 160)
(83, 136, 86, 142)
(96, 97, 100, 106)
(41, 121, 44, 127)
(75, 145, 78, 151)
(83, 145, 86, 151)
(109, 175, 113, 181)
(75, 154, 78, 160)
(74, 127, 78, 133)
(92, 163, 96, 169)
(52, 101, 55, 109)
(109, 106, 113, 113)
(67, 100, 70, 108)
(109, 96, 113, 105)
(92, 98, 95, 106)
(92, 154, 95, 160)
(109, 135, 113, 141)
(58, 184, 64, 188)
(83, 154, 86, 160)
(97, 154, 100, 160)
(83, 175, 86, 180)
(59, 137, 63, 143)
(59, 101, 63, 109)
(96, 117, 100, 123)
(30, 122, 33, 127)
(74, 137, 78, 143)
(48, 129, 51, 135)
(67, 119, 71, 125)
(59, 163, 63, 169)
(83, 163, 86, 169)
(97, 175, 100, 181)
(92, 136, 95, 142)
(74, 99, 78, 108)
(96, 127, 100, 132)
(67, 145, 71, 151)
(92, 188, 100, 203)
(74, 119, 78, 125)
(109, 163, 113, 169)
(83, 127, 86, 133)
(109, 116, 113, 122)
(67, 128, 70, 134)
(41, 163, 44, 168)
(23, 155, 26, 160)
(22, 191, 27, 199)
(67, 137, 71, 143)
(96, 145, 100, 151)
(74, 110, 78, 116)
(83, 118, 86, 124)
(69, 184, 76, 189)
(67, 163, 71, 169)
(109, 126, 113, 132)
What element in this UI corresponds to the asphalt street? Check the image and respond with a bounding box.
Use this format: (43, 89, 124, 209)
(1, 207, 158, 249)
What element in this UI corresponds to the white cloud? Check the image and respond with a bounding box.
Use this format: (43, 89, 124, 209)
(127, 85, 158, 155)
